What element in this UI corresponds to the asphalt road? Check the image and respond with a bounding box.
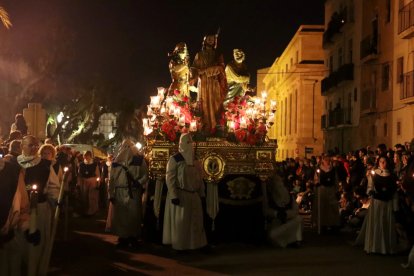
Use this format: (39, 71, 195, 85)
(49, 210, 413, 276)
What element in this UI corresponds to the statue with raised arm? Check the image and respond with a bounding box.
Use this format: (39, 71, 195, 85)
(224, 49, 250, 106)
(192, 33, 227, 132)
(168, 42, 191, 99)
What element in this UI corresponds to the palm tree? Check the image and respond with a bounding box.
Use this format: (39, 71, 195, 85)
(0, 6, 12, 29)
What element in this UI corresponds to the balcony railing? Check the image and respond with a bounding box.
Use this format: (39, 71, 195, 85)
(399, 1, 414, 38)
(321, 63, 354, 94)
(323, 8, 347, 46)
(360, 35, 378, 61)
(401, 70, 414, 100)
(327, 108, 352, 128)
(361, 88, 376, 113)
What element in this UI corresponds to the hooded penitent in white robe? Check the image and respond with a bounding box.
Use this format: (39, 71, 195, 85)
(17, 154, 60, 276)
(264, 174, 303, 247)
(163, 133, 207, 250)
(0, 160, 30, 276)
(109, 139, 148, 239)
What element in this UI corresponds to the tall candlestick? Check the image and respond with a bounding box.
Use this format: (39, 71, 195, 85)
(29, 184, 38, 234)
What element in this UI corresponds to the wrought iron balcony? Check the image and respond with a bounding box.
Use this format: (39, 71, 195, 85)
(361, 88, 376, 114)
(360, 35, 378, 62)
(321, 63, 354, 94)
(399, 1, 414, 38)
(401, 70, 414, 102)
(326, 108, 352, 128)
(323, 8, 347, 46)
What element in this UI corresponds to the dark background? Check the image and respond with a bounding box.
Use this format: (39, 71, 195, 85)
(1, 0, 325, 106)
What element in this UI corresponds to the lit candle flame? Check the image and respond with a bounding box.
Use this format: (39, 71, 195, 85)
(371, 170, 375, 175)
(32, 184, 38, 190)
(64, 167, 69, 173)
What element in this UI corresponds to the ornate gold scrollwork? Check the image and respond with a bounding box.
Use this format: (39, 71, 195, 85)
(226, 177, 256, 200)
(202, 152, 225, 182)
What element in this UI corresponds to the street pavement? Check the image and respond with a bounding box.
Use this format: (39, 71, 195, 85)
(49, 210, 413, 276)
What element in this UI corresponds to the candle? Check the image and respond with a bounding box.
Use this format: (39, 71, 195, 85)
(147, 105, 153, 116)
(174, 107, 181, 118)
(190, 120, 197, 132)
(270, 100, 277, 112)
(179, 114, 186, 126)
(160, 106, 166, 115)
(229, 121, 235, 132)
(165, 97, 173, 109)
(142, 118, 149, 129)
(240, 117, 247, 129)
(29, 184, 38, 234)
(150, 96, 160, 109)
(157, 87, 165, 101)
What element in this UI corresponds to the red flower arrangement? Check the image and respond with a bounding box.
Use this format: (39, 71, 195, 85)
(224, 95, 270, 145)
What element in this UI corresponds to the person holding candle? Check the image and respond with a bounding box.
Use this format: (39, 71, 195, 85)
(109, 138, 148, 249)
(0, 158, 40, 275)
(77, 150, 100, 216)
(312, 155, 340, 233)
(163, 133, 207, 251)
(355, 156, 399, 254)
(17, 135, 59, 275)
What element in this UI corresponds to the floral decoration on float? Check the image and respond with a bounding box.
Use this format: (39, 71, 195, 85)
(143, 88, 276, 145)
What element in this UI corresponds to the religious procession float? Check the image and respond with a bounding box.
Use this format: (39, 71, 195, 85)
(143, 36, 277, 240)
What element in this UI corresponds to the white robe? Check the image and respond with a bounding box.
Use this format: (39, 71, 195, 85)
(18, 155, 60, 276)
(163, 157, 207, 250)
(265, 175, 303, 248)
(108, 144, 148, 239)
(0, 169, 30, 276)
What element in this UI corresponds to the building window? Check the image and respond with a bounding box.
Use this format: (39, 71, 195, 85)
(338, 47, 343, 67)
(329, 56, 334, 73)
(284, 97, 287, 136)
(397, 121, 402, 136)
(384, 123, 388, 137)
(372, 125, 376, 137)
(289, 94, 292, 135)
(397, 56, 404, 83)
(286, 64, 288, 73)
(381, 63, 390, 91)
(354, 88, 357, 102)
(290, 58, 293, 67)
(295, 89, 298, 134)
(348, 39, 353, 63)
(386, 0, 391, 23)
(296, 50, 299, 64)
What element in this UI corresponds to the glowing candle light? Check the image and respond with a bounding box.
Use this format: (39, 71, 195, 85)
(240, 117, 247, 129)
(174, 107, 181, 118)
(29, 184, 38, 234)
(270, 100, 277, 112)
(179, 114, 186, 126)
(190, 120, 197, 132)
(229, 121, 235, 132)
(150, 96, 160, 109)
(147, 105, 153, 116)
(157, 87, 165, 101)
(169, 105, 175, 116)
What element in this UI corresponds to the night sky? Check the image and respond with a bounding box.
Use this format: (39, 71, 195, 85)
(1, 0, 325, 107)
